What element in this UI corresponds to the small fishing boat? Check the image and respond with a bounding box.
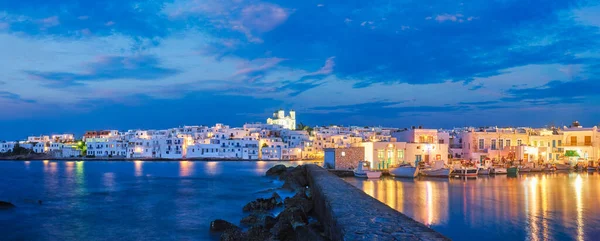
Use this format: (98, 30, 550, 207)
(542, 164, 556, 172)
(478, 167, 490, 175)
(420, 160, 450, 177)
(507, 167, 519, 175)
(530, 166, 543, 172)
(490, 167, 507, 174)
(587, 161, 598, 172)
(354, 161, 382, 179)
(519, 166, 531, 173)
(389, 163, 420, 178)
(555, 163, 571, 171)
(450, 167, 478, 177)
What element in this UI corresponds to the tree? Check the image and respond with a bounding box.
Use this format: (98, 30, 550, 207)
(75, 141, 87, 157)
(297, 122, 314, 136)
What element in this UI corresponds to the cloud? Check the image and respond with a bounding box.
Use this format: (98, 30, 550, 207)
(240, 3, 290, 32)
(26, 55, 181, 88)
(39, 16, 59, 28)
(0, 22, 8, 30)
(505, 79, 600, 101)
(433, 13, 463, 22)
(469, 83, 484, 91)
(458, 101, 499, 105)
(0, 91, 36, 103)
(234, 57, 285, 76)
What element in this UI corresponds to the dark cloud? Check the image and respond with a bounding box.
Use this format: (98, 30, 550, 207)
(26, 55, 180, 88)
(0, 91, 36, 103)
(458, 101, 498, 105)
(504, 79, 600, 102)
(205, 0, 599, 88)
(0, 0, 177, 39)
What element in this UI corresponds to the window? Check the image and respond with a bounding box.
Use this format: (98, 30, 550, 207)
(397, 150, 404, 160)
(540, 141, 544, 147)
(558, 140, 562, 146)
(341, 151, 346, 157)
(377, 150, 384, 159)
(533, 141, 538, 147)
(585, 136, 592, 145)
(478, 139, 485, 150)
(499, 139, 504, 150)
(506, 140, 511, 148)
(491, 139, 497, 150)
(552, 140, 556, 148)
(517, 139, 522, 146)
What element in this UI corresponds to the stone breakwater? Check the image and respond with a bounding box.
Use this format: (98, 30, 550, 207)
(306, 165, 450, 241)
(210, 164, 449, 241)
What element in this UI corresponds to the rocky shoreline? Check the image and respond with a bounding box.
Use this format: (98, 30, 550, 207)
(210, 164, 329, 241)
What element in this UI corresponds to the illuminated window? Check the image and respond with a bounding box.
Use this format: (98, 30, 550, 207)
(377, 150, 384, 159)
(397, 150, 404, 160)
(478, 139, 485, 150)
(341, 151, 346, 157)
(506, 140, 511, 147)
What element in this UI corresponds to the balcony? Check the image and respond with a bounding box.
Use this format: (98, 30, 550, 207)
(565, 142, 593, 147)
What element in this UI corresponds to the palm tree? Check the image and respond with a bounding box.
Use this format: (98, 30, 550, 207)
(297, 123, 314, 136)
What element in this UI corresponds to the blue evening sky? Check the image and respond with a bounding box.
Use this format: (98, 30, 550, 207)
(1, 0, 600, 140)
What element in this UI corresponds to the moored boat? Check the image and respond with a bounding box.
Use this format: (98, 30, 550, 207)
(420, 160, 450, 177)
(421, 168, 450, 177)
(587, 161, 598, 171)
(555, 163, 571, 171)
(490, 167, 507, 174)
(450, 167, 478, 177)
(530, 167, 543, 172)
(354, 161, 382, 179)
(519, 167, 531, 173)
(478, 167, 490, 175)
(507, 167, 519, 175)
(389, 164, 420, 178)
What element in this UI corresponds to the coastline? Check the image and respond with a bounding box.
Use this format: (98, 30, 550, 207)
(0, 156, 324, 162)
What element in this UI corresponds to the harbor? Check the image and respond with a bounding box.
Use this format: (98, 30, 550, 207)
(344, 171, 600, 241)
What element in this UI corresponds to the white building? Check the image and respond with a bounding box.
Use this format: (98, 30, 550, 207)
(266, 109, 296, 130)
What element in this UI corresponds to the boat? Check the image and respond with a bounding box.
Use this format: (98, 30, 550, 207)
(530, 166, 543, 172)
(478, 167, 490, 175)
(450, 167, 478, 177)
(389, 163, 420, 178)
(507, 167, 519, 175)
(542, 164, 555, 172)
(519, 167, 531, 173)
(490, 167, 507, 174)
(587, 161, 598, 172)
(555, 163, 571, 171)
(354, 161, 382, 179)
(420, 160, 450, 177)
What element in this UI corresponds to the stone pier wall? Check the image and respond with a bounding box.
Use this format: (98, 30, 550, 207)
(306, 164, 450, 241)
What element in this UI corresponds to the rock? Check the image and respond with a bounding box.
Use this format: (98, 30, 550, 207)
(247, 226, 271, 241)
(281, 166, 308, 191)
(241, 211, 273, 227)
(0, 201, 15, 209)
(284, 191, 313, 214)
(243, 193, 282, 212)
(271, 207, 308, 240)
(210, 219, 238, 232)
(295, 225, 327, 241)
(264, 216, 277, 229)
(266, 164, 288, 177)
(220, 227, 246, 241)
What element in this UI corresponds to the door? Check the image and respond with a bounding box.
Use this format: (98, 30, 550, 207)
(424, 154, 430, 164)
(415, 155, 422, 165)
(571, 136, 577, 146)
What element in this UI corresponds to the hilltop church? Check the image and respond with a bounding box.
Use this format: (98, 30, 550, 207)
(267, 109, 296, 130)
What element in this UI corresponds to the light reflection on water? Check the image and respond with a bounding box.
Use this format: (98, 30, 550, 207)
(344, 173, 600, 241)
(0, 160, 308, 241)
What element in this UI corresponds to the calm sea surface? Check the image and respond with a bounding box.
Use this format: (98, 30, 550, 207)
(2, 161, 600, 241)
(0, 160, 305, 241)
(344, 173, 600, 241)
